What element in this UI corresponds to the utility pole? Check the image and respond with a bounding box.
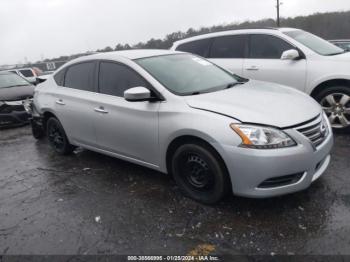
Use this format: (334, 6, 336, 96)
(276, 0, 282, 27)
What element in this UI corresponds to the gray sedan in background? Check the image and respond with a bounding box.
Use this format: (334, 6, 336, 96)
(29, 50, 333, 203)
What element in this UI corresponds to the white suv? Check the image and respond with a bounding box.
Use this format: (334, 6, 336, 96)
(171, 28, 350, 132)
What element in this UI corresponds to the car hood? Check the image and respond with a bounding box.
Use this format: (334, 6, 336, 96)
(325, 51, 350, 61)
(184, 80, 321, 128)
(0, 85, 34, 101)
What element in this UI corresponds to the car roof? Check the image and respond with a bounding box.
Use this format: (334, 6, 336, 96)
(73, 49, 183, 63)
(172, 27, 300, 46)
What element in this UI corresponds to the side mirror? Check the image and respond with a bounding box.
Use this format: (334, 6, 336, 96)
(124, 87, 151, 102)
(281, 49, 300, 60)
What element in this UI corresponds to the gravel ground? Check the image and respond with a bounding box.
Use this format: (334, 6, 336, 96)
(0, 126, 350, 256)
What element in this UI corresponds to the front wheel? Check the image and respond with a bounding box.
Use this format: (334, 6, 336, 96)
(46, 117, 75, 155)
(171, 142, 230, 204)
(315, 86, 350, 133)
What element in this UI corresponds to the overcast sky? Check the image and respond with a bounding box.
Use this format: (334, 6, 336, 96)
(1, 0, 349, 64)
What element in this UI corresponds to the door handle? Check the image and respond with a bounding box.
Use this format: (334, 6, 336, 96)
(94, 106, 108, 114)
(56, 99, 65, 105)
(246, 66, 259, 71)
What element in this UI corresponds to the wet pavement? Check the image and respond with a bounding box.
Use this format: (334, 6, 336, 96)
(0, 126, 350, 256)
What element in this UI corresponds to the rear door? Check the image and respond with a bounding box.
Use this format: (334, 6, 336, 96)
(207, 34, 247, 76)
(93, 61, 160, 166)
(53, 61, 99, 146)
(243, 34, 307, 91)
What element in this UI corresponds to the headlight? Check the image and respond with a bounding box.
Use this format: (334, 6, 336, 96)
(230, 124, 297, 149)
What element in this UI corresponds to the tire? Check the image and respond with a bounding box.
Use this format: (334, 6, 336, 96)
(46, 117, 75, 155)
(314, 86, 350, 133)
(171, 142, 230, 204)
(31, 121, 45, 139)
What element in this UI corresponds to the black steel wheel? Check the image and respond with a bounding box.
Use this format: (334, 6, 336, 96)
(46, 117, 75, 155)
(171, 142, 230, 204)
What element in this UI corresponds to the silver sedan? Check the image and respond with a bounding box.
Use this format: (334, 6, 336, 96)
(31, 50, 334, 204)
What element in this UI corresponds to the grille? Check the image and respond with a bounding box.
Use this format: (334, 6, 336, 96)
(258, 173, 304, 188)
(295, 114, 328, 148)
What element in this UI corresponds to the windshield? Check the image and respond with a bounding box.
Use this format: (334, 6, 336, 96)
(0, 73, 31, 89)
(285, 30, 344, 56)
(136, 54, 243, 95)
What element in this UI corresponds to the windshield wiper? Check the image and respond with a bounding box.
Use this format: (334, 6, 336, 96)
(6, 84, 30, 88)
(326, 50, 347, 56)
(225, 82, 245, 89)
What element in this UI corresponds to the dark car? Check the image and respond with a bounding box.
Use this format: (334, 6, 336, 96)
(0, 71, 34, 128)
(329, 40, 350, 52)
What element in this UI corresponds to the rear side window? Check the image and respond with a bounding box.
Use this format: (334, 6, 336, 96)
(249, 34, 294, 59)
(98, 62, 148, 97)
(20, 69, 34, 77)
(64, 62, 95, 92)
(175, 38, 211, 57)
(209, 35, 247, 58)
(53, 69, 65, 86)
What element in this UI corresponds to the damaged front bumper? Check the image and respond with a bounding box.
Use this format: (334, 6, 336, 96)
(23, 98, 45, 136)
(0, 100, 31, 128)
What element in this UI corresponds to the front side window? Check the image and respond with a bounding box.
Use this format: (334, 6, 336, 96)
(64, 62, 95, 92)
(209, 35, 247, 58)
(249, 34, 294, 59)
(136, 54, 243, 96)
(98, 62, 148, 97)
(175, 39, 211, 57)
(285, 30, 344, 56)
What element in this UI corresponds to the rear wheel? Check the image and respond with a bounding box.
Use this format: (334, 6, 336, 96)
(46, 117, 75, 155)
(171, 142, 230, 204)
(314, 86, 350, 133)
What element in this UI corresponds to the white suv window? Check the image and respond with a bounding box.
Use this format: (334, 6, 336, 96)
(209, 35, 247, 58)
(285, 30, 344, 56)
(175, 39, 211, 57)
(249, 34, 294, 59)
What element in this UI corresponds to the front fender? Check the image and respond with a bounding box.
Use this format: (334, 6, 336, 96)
(308, 75, 350, 95)
(158, 108, 242, 173)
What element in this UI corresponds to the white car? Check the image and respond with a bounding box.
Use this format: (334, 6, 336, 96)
(171, 28, 350, 132)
